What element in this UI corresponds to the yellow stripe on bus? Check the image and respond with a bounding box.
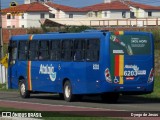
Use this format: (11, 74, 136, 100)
(119, 31, 124, 35)
(29, 35, 33, 41)
(119, 55, 124, 84)
(28, 61, 32, 90)
(28, 35, 33, 90)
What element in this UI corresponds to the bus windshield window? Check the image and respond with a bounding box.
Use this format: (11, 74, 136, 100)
(110, 34, 151, 55)
(10, 41, 17, 60)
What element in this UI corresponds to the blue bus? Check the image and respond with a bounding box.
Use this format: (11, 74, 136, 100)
(8, 30, 154, 102)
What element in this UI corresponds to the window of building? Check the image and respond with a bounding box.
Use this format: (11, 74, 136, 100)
(18, 41, 28, 60)
(104, 11, 108, 17)
(12, 15, 15, 19)
(7, 14, 11, 19)
(95, 12, 98, 17)
(21, 25, 24, 28)
(40, 13, 45, 19)
(69, 14, 73, 18)
(21, 14, 24, 19)
(122, 11, 126, 18)
(130, 12, 135, 18)
(88, 12, 93, 17)
(12, 25, 15, 28)
(148, 11, 152, 17)
(49, 13, 55, 18)
(7, 26, 11, 28)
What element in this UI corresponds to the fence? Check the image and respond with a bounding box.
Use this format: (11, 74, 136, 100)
(90, 18, 160, 27)
(0, 64, 7, 85)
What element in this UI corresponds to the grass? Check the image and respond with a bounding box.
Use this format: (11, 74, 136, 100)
(44, 117, 122, 120)
(0, 83, 6, 90)
(140, 76, 160, 98)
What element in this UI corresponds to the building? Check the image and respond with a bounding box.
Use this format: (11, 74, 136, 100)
(82, 1, 131, 19)
(81, 0, 160, 19)
(126, 1, 160, 18)
(44, 2, 86, 19)
(1, 0, 160, 28)
(2, 2, 50, 28)
(24, 0, 51, 4)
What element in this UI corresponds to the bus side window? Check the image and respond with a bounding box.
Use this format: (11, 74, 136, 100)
(39, 41, 49, 60)
(86, 39, 100, 61)
(28, 41, 38, 60)
(61, 40, 73, 61)
(74, 40, 85, 61)
(50, 40, 61, 61)
(18, 41, 28, 60)
(10, 41, 17, 61)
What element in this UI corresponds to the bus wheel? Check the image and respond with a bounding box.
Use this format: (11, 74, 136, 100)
(64, 81, 75, 102)
(19, 80, 30, 98)
(101, 93, 119, 103)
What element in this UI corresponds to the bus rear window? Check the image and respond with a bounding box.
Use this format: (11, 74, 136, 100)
(110, 34, 151, 55)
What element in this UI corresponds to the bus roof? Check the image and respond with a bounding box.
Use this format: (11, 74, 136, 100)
(10, 31, 152, 41)
(10, 31, 108, 41)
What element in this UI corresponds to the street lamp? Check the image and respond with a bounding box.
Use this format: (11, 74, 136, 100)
(0, 0, 3, 59)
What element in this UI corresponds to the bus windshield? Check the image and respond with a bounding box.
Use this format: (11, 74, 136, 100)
(110, 33, 151, 55)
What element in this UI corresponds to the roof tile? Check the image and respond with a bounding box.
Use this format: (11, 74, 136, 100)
(46, 2, 85, 12)
(81, 1, 130, 11)
(127, 1, 160, 10)
(2, 2, 49, 13)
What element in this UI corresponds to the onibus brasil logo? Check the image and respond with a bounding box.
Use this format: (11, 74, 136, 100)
(39, 64, 57, 81)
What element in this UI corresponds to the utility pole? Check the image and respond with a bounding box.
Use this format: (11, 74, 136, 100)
(0, 0, 3, 59)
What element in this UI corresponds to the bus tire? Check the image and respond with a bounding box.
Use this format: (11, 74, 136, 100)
(19, 80, 30, 98)
(63, 81, 75, 102)
(101, 93, 119, 103)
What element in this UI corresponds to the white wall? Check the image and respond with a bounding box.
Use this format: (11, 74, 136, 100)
(130, 6, 160, 18)
(130, 7, 145, 18)
(102, 11, 111, 18)
(110, 11, 130, 19)
(144, 10, 160, 18)
(19, 13, 27, 28)
(26, 12, 49, 28)
(137, 8, 145, 18)
(152, 11, 160, 18)
(65, 12, 86, 18)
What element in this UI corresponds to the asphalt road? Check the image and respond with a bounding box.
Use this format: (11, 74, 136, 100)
(0, 91, 160, 112)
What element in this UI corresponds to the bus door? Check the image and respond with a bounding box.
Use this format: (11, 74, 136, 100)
(110, 32, 153, 88)
(8, 41, 18, 89)
(86, 39, 100, 93)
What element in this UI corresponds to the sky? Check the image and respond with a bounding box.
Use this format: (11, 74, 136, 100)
(1, 0, 160, 9)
